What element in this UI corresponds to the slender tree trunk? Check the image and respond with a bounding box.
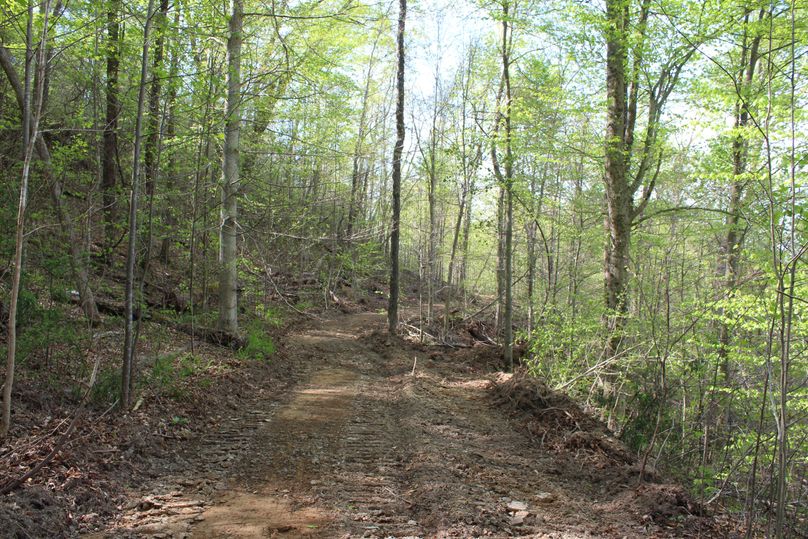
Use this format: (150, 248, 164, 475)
(144, 0, 168, 201)
(717, 11, 761, 376)
(2, 0, 48, 438)
(495, 184, 505, 336)
(218, 0, 243, 335)
(158, 13, 180, 265)
(445, 193, 464, 329)
(445, 50, 478, 333)
(774, 5, 796, 532)
(189, 52, 216, 350)
(427, 125, 438, 323)
(102, 0, 122, 249)
(525, 168, 542, 335)
(502, 15, 513, 371)
(121, 0, 156, 409)
(460, 165, 473, 308)
(347, 37, 379, 241)
(491, 2, 513, 369)
(0, 46, 101, 324)
(388, 0, 406, 335)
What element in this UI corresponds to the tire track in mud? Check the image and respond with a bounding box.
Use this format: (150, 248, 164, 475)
(189, 313, 424, 538)
(327, 368, 421, 538)
(97, 312, 676, 539)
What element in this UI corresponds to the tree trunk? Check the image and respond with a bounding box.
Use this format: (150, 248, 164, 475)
(491, 4, 513, 369)
(502, 19, 513, 371)
(388, 0, 406, 335)
(445, 49, 478, 332)
(218, 0, 243, 336)
(158, 12, 180, 265)
(189, 53, 217, 351)
(2, 0, 47, 438)
(144, 0, 169, 200)
(526, 166, 545, 335)
(0, 46, 101, 325)
(460, 163, 474, 308)
(495, 184, 505, 336)
(717, 11, 761, 376)
(603, 0, 630, 362)
(121, 0, 156, 409)
(102, 0, 122, 249)
(427, 118, 438, 324)
(346, 37, 379, 241)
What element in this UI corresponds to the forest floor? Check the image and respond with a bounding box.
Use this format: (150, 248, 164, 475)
(54, 309, 724, 539)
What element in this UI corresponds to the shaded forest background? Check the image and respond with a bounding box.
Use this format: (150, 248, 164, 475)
(1, 0, 806, 535)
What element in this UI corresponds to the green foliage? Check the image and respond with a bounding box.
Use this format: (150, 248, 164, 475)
(620, 391, 662, 452)
(522, 309, 602, 386)
(16, 289, 41, 328)
(255, 304, 283, 328)
(11, 291, 82, 368)
(146, 351, 212, 400)
(91, 368, 122, 405)
(339, 241, 386, 280)
(238, 322, 277, 362)
(0, 0, 804, 530)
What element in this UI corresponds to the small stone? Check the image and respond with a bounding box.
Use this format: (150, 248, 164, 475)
(407, 520, 417, 526)
(536, 492, 555, 503)
(310, 480, 321, 485)
(138, 499, 161, 511)
(510, 513, 525, 526)
(506, 500, 528, 512)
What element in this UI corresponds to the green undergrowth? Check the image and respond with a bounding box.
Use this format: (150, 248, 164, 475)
(238, 321, 277, 362)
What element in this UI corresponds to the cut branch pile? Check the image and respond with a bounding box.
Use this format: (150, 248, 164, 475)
(490, 369, 632, 467)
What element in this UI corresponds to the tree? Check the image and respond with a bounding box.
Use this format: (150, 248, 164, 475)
(121, 0, 156, 409)
(445, 45, 483, 334)
(716, 8, 764, 375)
(218, 0, 244, 336)
(0, 42, 101, 326)
(491, 0, 514, 369)
(101, 0, 122, 250)
(388, 0, 406, 335)
(601, 0, 693, 365)
(346, 27, 383, 242)
(2, 0, 50, 437)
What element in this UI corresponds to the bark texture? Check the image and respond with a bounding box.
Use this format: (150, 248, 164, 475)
(218, 0, 243, 336)
(388, 0, 406, 334)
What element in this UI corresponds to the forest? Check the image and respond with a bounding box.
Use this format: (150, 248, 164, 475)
(0, 0, 806, 536)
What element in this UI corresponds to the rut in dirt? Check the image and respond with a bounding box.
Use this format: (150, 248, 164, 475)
(108, 312, 704, 539)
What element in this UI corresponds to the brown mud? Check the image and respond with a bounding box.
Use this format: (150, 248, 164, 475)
(86, 312, 717, 538)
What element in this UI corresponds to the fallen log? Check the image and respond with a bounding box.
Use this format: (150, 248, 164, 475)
(69, 295, 245, 350)
(172, 322, 246, 350)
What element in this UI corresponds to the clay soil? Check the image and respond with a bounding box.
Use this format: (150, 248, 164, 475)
(2, 310, 726, 538)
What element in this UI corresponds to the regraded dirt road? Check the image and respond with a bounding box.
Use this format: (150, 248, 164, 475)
(103, 312, 697, 538)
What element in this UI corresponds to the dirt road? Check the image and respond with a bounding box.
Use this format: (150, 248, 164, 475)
(103, 312, 704, 538)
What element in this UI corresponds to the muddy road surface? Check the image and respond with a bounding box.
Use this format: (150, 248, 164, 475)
(98, 312, 704, 538)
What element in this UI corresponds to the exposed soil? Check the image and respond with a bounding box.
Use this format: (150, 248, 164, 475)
(69, 311, 721, 539)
